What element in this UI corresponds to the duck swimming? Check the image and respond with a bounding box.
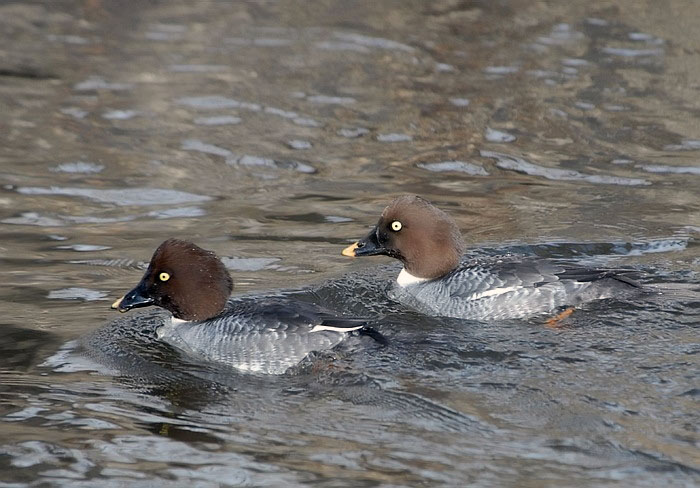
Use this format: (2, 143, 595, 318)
(342, 195, 640, 321)
(112, 238, 379, 374)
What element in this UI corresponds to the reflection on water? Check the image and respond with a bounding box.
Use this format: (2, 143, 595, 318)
(0, 0, 698, 485)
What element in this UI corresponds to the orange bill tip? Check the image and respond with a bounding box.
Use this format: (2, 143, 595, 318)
(111, 296, 124, 310)
(341, 242, 359, 257)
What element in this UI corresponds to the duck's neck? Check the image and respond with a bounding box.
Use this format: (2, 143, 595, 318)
(397, 268, 429, 287)
(156, 316, 190, 340)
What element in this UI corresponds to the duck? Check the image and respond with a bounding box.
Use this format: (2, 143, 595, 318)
(341, 195, 640, 321)
(112, 238, 381, 374)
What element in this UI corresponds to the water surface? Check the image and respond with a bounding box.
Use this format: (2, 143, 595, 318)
(1, 1, 698, 486)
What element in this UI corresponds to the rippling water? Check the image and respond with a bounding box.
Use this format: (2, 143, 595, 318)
(1, 1, 698, 486)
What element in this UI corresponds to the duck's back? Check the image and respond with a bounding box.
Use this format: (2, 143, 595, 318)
(388, 257, 640, 320)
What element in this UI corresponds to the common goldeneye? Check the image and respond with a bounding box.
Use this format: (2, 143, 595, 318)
(342, 195, 640, 320)
(112, 238, 380, 374)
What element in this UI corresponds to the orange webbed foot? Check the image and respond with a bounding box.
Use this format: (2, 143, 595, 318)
(545, 307, 574, 328)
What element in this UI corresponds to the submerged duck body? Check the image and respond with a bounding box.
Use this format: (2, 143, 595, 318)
(112, 239, 372, 374)
(155, 297, 366, 374)
(343, 195, 640, 320)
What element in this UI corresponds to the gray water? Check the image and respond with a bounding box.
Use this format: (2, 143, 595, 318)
(1, 1, 698, 486)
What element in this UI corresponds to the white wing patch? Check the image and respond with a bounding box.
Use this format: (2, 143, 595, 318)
(469, 286, 520, 300)
(310, 324, 364, 333)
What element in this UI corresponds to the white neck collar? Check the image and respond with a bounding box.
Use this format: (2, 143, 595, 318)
(157, 316, 189, 339)
(397, 268, 429, 287)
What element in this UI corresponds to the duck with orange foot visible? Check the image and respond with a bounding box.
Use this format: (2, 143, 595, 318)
(342, 195, 641, 321)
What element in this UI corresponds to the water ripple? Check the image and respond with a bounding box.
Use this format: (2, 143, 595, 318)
(193, 115, 242, 126)
(102, 110, 139, 120)
(601, 47, 664, 57)
(287, 139, 312, 150)
(168, 64, 228, 73)
(51, 162, 104, 174)
(481, 151, 650, 186)
(181, 139, 232, 157)
(221, 257, 281, 271)
(449, 97, 470, 107)
(15, 186, 212, 206)
(315, 41, 370, 53)
(226, 155, 316, 174)
(73, 77, 132, 91)
(332, 32, 414, 52)
(377, 133, 412, 142)
(485, 128, 516, 143)
(337, 127, 369, 138)
(47, 287, 107, 301)
(635, 164, 700, 175)
(177, 96, 261, 111)
(417, 161, 489, 176)
(307, 95, 356, 105)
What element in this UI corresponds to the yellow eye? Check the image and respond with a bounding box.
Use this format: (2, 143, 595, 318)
(391, 221, 402, 232)
(159, 272, 170, 282)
